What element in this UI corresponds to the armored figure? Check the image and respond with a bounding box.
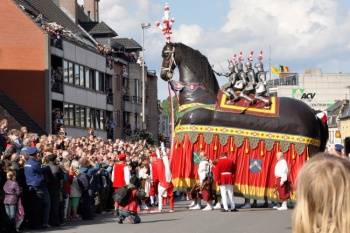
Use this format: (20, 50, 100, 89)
(245, 53, 258, 86)
(219, 62, 240, 103)
(236, 58, 254, 104)
(254, 61, 271, 106)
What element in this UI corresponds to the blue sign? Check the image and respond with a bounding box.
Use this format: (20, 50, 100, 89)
(249, 159, 262, 173)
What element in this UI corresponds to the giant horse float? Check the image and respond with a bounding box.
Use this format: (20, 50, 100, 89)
(159, 42, 329, 201)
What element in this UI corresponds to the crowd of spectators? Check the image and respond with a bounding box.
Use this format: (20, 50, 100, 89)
(24, 9, 146, 75)
(0, 117, 162, 231)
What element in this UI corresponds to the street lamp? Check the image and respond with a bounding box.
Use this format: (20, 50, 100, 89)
(141, 22, 151, 130)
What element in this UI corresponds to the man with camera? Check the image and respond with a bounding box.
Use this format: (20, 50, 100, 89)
(117, 175, 145, 224)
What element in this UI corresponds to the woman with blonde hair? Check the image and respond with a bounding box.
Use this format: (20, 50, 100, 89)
(293, 153, 350, 233)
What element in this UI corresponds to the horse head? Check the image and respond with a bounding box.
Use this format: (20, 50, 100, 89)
(160, 43, 177, 82)
(160, 42, 220, 105)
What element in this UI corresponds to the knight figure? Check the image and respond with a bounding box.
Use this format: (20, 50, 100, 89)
(218, 62, 240, 103)
(254, 61, 271, 106)
(236, 55, 254, 104)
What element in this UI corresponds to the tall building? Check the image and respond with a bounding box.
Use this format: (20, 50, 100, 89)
(268, 68, 350, 111)
(0, 0, 159, 141)
(268, 68, 350, 147)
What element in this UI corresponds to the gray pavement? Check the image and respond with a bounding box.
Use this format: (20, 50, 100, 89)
(25, 197, 292, 233)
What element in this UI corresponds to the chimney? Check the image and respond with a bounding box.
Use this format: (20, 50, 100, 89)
(58, 0, 78, 23)
(84, 0, 99, 22)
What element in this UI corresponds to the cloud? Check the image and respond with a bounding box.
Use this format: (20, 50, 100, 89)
(97, 0, 350, 101)
(172, 25, 203, 46)
(219, 0, 349, 60)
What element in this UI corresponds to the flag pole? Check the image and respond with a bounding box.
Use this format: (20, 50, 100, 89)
(269, 45, 271, 82)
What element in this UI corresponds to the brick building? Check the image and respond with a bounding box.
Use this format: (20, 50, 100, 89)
(0, 0, 159, 141)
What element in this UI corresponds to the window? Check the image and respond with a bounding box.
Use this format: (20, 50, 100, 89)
(63, 60, 73, 83)
(135, 79, 139, 97)
(85, 68, 90, 89)
(100, 110, 105, 129)
(95, 110, 100, 129)
(86, 107, 91, 128)
(89, 69, 96, 90)
(64, 103, 74, 126)
(105, 74, 112, 92)
(90, 109, 96, 129)
(75, 105, 86, 128)
(63, 60, 68, 83)
(68, 62, 73, 83)
(74, 64, 80, 85)
(95, 71, 100, 91)
(99, 73, 104, 92)
(80, 65, 85, 87)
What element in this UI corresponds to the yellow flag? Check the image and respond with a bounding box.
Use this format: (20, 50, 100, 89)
(271, 67, 280, 74)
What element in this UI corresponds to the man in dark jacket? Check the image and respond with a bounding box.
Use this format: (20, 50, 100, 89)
(77, 158, 101, 220)
(46, 154, 63, 226)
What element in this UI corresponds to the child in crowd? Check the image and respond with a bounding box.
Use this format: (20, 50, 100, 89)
(3, 171, 22, 233)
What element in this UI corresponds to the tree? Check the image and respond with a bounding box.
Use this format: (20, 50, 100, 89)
(161, 96, 179, 123)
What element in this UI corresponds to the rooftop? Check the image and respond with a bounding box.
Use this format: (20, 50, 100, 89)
(14, 0, 96, 47)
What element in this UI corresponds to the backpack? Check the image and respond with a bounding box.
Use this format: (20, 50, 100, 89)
(76, 172, 89, 191)
(113, 185, 132, 206)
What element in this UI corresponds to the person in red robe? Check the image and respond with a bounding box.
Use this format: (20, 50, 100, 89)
(214, 152, 238, 212)
(157, 144, 174, 212)
(111, 153, 131, 211)
(149, 152, 159, 207)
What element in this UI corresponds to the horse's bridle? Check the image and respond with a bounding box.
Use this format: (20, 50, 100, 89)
(161, 47, 176, 79)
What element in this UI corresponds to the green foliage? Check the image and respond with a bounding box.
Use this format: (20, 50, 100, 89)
(161, 96, 179, 122)
(134, 130, 156, 145)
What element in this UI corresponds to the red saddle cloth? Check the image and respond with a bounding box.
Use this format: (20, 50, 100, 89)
(215, 90, 280, 117)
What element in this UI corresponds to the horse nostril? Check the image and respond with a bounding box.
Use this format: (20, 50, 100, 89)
(167, 71, 173, 79)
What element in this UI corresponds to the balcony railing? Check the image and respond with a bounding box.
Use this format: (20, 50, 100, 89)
(132, 96, 142, 103)
(51, 81, 63, 94)
(107, 94, 114, 105)
(123, 95, 131, 101)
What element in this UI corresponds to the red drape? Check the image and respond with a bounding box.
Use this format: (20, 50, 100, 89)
(170, 134, 308, 200)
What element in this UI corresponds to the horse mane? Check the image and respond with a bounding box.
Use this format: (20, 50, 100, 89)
(172, 42, 220, 99)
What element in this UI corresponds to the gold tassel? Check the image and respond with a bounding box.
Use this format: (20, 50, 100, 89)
(260, 140, 264, 156)
(230, 136, 234, 152)
(175, 136, 178, 149)
(307, 146, 309, 160)
(200, 134, 203, 149)
(245, 138, 249, 154)
(292, 144, 296, 160)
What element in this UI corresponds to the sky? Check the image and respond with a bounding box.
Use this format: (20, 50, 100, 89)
(85, 0, 350, 101)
